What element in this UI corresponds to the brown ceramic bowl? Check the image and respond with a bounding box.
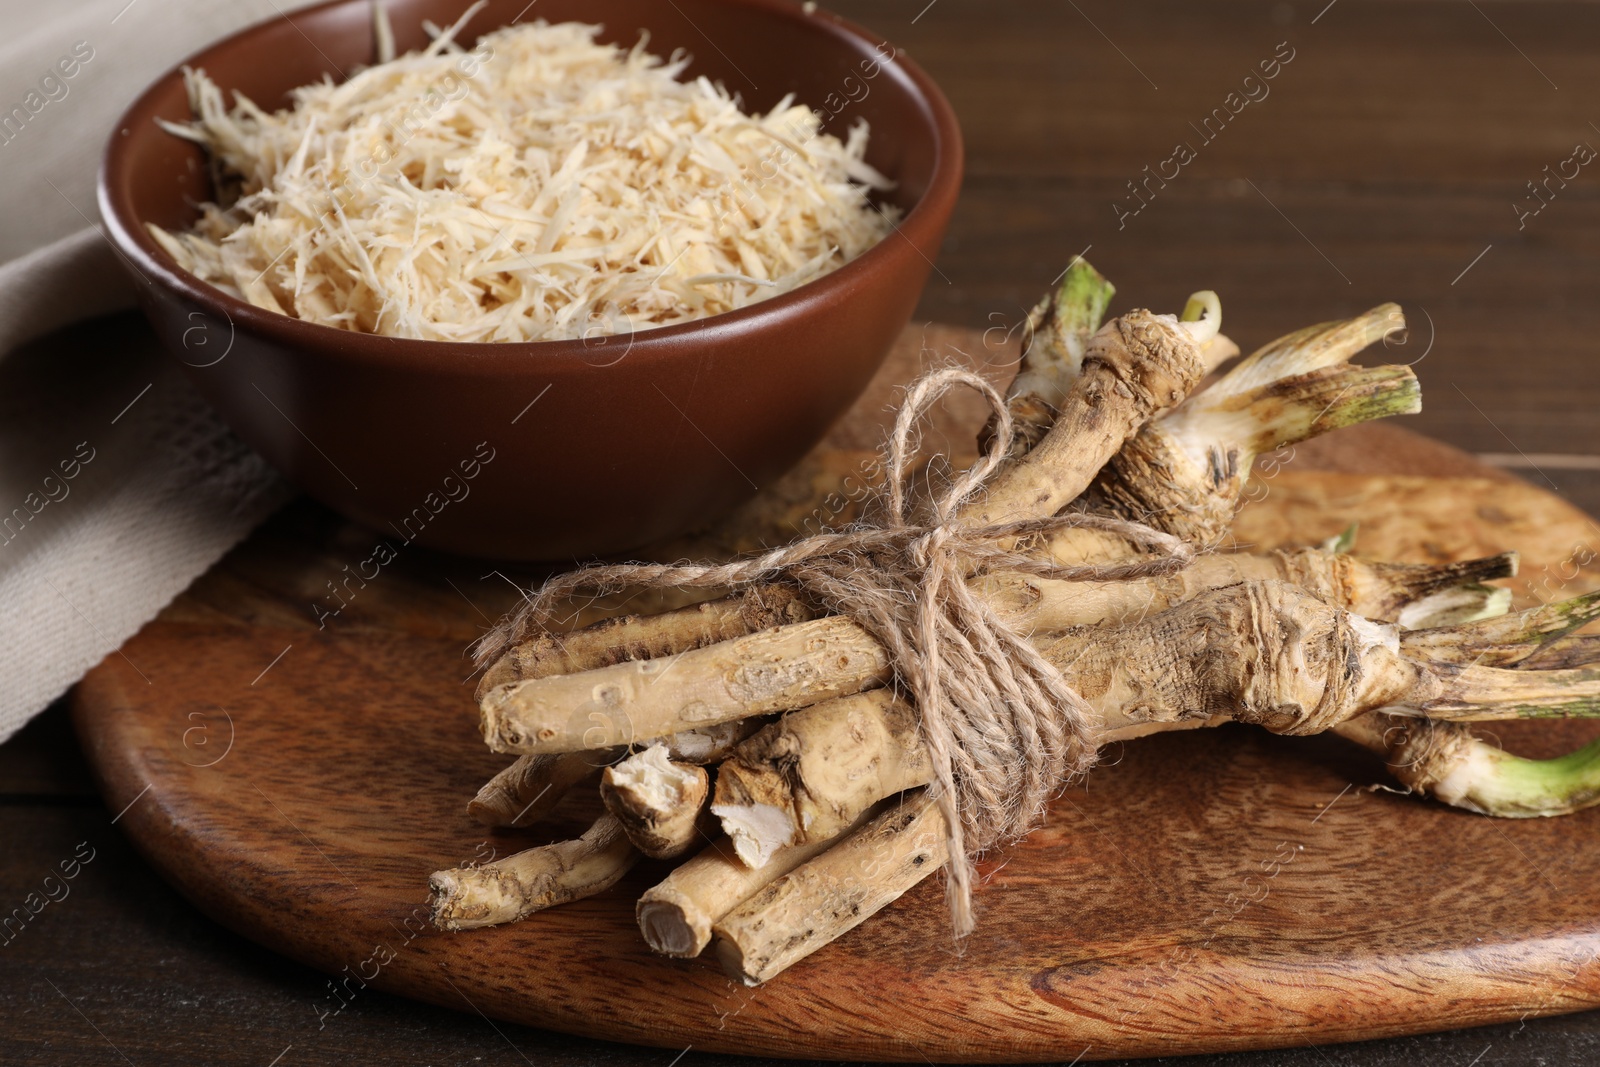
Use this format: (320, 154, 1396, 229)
(98, 0, 961, 560)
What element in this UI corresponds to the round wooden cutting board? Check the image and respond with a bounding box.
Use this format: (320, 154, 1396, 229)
(72, 326, 1600, 1061)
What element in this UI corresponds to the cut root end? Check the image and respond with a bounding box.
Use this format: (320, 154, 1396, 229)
(712, 801, 796, 868)
(600, 745, 711, 860)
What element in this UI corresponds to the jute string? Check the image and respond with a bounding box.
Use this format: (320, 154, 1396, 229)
(485, 367, 1194, 935)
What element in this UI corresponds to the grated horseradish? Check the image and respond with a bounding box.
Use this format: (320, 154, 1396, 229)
(149, 7, 895, 343)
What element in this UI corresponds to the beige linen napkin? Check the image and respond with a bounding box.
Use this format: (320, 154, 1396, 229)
(0, 0, 328, 742)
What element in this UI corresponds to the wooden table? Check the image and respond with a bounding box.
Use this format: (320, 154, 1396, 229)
(6, 1, 1600, 1063)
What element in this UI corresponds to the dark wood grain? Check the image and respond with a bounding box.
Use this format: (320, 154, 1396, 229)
(843, 1, 1600, 183)
(55, 323, 1600, 1061)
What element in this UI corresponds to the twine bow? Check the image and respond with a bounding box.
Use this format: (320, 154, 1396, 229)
(485, 367, 1194, 935)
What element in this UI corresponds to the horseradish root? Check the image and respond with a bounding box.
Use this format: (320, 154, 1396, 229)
(475, 585, 814, 700)
(990, 259, 1117, 457)
(1399, 589, 1600, 667)
(483, 548, 1517, 760)
(636, 805, 881, 958)
(1044, 306, 1415, 563)
(991, 265, 1240, 463)
(468, 748, 621, 828)
(1039, 582, 1600, 734)
(1214, 303, 1405, 397)
(960, 305, 1214, 527)
(468, 724, 758, 828)
(1337, 714, 1600, 818)
(984, 547, 1517, 632)
(428, 264, 1600, 986)
(712, 691, 926, 865)
(1092, 361, 1422, 547)
(480, 616, 891, 754)
(713, 791, 948, 986)
(1084, 304, 1416, 550)
(471, 585, 808, 818)
(600, 745, 711, 860)
(429, 814, 637, 930)
(713, 581, 1594, 855)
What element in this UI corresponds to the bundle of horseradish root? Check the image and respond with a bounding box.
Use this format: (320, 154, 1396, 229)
(429, 262, 1600, 985)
